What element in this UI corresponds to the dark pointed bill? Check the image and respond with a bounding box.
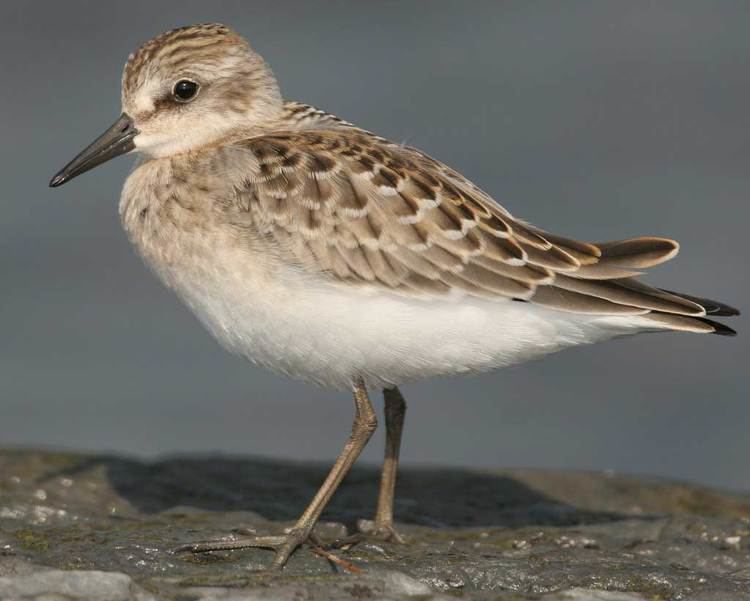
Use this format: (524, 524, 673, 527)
(49, 113, 139, 187)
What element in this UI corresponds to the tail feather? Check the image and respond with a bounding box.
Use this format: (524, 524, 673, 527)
(522, 228, 738, 336)
(699, 318, 738, 336)
(644, 312, 737, 336)
(581, 236, 738, 335)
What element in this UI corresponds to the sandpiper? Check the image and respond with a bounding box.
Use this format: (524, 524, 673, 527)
(50, 23, 738, 569)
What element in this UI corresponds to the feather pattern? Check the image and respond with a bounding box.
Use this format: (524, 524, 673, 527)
(110, 18, 738, 392)
(220, 123, 736, 333)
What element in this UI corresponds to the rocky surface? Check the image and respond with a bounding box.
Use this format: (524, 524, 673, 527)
(0, 450, 749, 600)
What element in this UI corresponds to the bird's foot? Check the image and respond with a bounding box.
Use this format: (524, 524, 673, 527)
(174, 527, 311, 570)
(356, 519, 407, 544)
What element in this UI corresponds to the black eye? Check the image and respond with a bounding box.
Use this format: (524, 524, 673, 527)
(173, 79, 199, 102)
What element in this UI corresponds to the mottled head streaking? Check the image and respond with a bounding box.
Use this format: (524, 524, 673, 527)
(122, 23, 283, 157)
(49, 24, 285, 186)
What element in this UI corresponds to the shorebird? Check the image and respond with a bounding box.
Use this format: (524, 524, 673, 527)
(50, 24, 738, 569)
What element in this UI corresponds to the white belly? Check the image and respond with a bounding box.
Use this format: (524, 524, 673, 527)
(151, 243, 647, 390)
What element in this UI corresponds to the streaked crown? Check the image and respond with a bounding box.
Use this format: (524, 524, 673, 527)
(121, 24, 283, 157)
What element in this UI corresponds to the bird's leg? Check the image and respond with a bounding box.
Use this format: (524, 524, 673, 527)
(358, 386, 407, 543)
(176, 377, 378, 570)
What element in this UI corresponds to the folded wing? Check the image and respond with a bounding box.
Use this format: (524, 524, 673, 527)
(232, 129, 738, 335)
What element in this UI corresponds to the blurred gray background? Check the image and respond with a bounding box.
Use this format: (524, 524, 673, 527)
(1, 1, 748, 491)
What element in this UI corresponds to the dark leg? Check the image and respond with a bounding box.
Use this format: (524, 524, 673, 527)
(359, 386, 407, 542)
(177, 377, 377, 570)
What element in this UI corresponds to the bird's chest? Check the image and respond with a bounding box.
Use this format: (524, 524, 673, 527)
(124, 175, 256, 309)
(120, 160, 221, 267)
(119, 165, 328, 378)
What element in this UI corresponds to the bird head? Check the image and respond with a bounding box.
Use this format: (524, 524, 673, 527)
(50, 23, 281, 187)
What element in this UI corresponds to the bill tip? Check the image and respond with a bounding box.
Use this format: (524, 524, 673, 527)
(49, 174, 66, 188)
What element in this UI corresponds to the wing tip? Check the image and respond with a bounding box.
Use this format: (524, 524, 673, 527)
(705, 319, 738, 337)
(644, 312, 739, 336)
(660, 289, 740, 317)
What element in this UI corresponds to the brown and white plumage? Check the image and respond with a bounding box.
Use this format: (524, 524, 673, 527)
(50, 21, 738, 378)
(51, 21, 739, 571)
(230, 125, 736, 334)
(96, 23, 740, 391)
(95, 23, 741, 391)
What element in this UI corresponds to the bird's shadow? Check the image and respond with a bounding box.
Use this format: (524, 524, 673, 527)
(46, 454, 629, 530)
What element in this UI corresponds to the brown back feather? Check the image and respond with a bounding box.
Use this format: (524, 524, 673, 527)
(228, 123, 737, 334)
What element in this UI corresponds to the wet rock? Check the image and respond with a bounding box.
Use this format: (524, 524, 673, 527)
(0, 449, 749, 600)
(541, 591, 648, 601)
(0, 564, 156, 601)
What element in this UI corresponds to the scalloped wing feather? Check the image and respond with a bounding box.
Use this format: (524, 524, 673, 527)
(230, 129, 737, 333)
